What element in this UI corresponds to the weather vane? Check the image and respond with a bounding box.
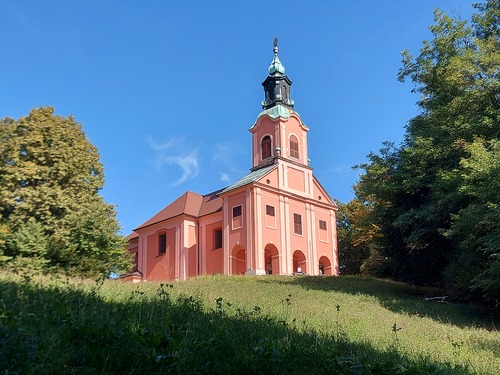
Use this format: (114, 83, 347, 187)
(273, 37, 278, 48)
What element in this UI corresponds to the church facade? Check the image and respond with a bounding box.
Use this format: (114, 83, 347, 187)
(125, 42, 339, 282)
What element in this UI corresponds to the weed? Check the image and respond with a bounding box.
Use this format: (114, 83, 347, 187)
(156, 283, 173, 301)
(391, 321, 402, 352)
(280, 293, 292, 324)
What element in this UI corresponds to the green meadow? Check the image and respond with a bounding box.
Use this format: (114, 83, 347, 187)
(1, 271, 498, 374)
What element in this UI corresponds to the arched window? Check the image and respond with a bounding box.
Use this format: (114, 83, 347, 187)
(289, 135, 299, 159)
(261, 135, 272, 160)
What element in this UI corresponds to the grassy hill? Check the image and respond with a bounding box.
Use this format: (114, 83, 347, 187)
(1, 271, 498, 374)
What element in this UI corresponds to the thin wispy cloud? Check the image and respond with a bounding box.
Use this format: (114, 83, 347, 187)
(145, 136, 199, 186)
(166, 154, 199, 186)
(219, 172, 230, 184)
(146, 136, 176, 152)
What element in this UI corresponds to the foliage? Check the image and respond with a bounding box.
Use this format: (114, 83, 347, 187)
(0, 223, 12, 263)
(0, 107, 130, 276)
(1, 272, 498, 374)
(353, 1, 500, 308)
(336, 199, 378, 274)
(10, 218, 50, 270)
(446, 139, 500, 307)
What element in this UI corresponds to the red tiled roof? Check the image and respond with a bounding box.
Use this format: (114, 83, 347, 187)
(198, 189, 223, 217)
(133, 188, 224, 231)
(135, 191, 204, 230)
(127, 232, 139, 240)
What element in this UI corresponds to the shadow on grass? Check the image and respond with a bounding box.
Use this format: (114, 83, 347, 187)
(0, 277, 472, 374)
(256, 276, 498, 330)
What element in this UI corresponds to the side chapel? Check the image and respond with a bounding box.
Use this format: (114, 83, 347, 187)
(124, 40, 339, 282)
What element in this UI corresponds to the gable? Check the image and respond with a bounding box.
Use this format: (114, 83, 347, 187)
(312, 176, 337, 208)
(254, 166, 279, 189)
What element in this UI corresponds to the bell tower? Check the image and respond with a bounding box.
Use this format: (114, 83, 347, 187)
(261, 37, 295, 110)
(250, 38, 309, 169)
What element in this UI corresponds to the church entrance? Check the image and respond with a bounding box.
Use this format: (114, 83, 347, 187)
(292, 250, 307, 274)
(264, 244, 279, 275)
(318, 256, 332, 275)
(231, 246, 246, 275)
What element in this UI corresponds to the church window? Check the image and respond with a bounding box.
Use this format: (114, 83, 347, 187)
(319, 220, 327, 231)
(261, 135, 272, 160)
(265, 204, 276, 228)
(319, 220, 328, 242)
(214, 229, 223, 249)
(232, 205, 243, 229)
(293, 213, 302, 235)
(290, 135, 299, 159)
(133, 252, 138, 271)
(158, 233, 167, 255)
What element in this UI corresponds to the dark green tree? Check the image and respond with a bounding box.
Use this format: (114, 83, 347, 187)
(354, 1, 499, 306)
(446, 139, 500, 308)
(0, 107, 130, 276)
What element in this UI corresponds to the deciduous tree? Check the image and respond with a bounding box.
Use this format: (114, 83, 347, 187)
(354, 1, 499, 307)
(0, 107, 130, 276)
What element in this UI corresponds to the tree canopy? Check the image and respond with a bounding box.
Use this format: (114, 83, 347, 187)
(350, 1, 500, 309)
(0, 107, 130, 276)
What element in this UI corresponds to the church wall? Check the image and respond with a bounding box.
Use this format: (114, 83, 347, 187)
(227, 192, 248, 255)
(251, 117, 277, 167)
(281, 116, 307, 164)
(286, 166, 306, 192)
(262, 168, 279, 189)
(259, 189, 282, 250)
(258, 190, 282, 275)
(311, 178, 337, 207)
(314, 206, 336, 274)
(127, 237, 139, 272)
(187, 224, 197, 278)
(198, 212, 223, 275)
(144, 226, 177, 281)
(287, 198, 309, 271)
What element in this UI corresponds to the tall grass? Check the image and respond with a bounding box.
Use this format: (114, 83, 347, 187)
(0, 270, 498, 374)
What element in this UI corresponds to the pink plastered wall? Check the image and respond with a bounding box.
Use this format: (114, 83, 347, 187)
(227, 192, 249, 268)
(198, 211, 224, 275)
(145, 226, 176, 281)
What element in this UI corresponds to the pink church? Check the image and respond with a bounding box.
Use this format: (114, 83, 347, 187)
(124, 41, 339, 282)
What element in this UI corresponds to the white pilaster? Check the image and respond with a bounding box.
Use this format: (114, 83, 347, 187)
(245, 189, 254, 273)
(255, 187, 264, 273)
(309, 204, 318, 275)
(305, 203, 313, 274)
(279, 195, 287, 274)
(175, 225, 181, 280)
(284, 196, 291, 274)
(330, 209, 339, 275)
(223, 196, 230, 275)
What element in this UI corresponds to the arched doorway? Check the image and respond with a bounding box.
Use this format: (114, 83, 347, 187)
(264, 244, 279, 275)
(318, 256, 332, 276)
(231, 246, 246, 275)
(292, 250, 307, 274)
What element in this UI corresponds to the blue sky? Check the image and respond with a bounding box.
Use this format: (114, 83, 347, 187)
(1, 1, 475, 235)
